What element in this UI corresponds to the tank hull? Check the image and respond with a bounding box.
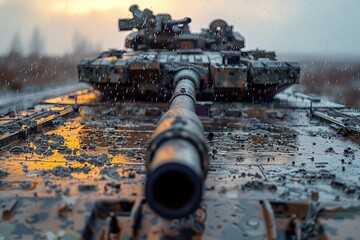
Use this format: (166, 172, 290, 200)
(79, 51, 300, 102)
(90, 82, 289, 102)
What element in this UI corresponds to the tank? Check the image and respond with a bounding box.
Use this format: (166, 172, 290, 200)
(78, 5, 300, 102)
(78, 4, 302, 221)
(3, 5, 360, 240)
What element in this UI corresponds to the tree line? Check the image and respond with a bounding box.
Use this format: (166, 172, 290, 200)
(1, 28, 102, 91)
(7, 28, 101, 57)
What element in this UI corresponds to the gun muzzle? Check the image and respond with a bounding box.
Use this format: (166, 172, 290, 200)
(146, 70, 209, 219)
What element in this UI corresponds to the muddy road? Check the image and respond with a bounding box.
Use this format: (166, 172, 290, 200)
(0, 90, 360, 239)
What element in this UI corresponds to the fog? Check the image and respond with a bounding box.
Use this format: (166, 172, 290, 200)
(1, 0, 360, 57)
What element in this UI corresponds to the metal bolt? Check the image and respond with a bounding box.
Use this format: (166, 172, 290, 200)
(246, 219, 259, 228)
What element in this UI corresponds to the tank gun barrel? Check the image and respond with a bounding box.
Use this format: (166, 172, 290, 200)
(165, 17, 192, 28)
(145, 69, 209, 219)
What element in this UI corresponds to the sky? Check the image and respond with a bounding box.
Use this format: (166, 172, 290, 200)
(1, 0, 360, 58)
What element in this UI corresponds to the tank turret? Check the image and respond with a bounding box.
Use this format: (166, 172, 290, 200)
(118, 5, 244, 51)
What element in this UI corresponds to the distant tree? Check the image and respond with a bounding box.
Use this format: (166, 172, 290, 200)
(9, 32, 23, 55)
(94, 42, 102, 53)
(72, 31, 89, 55)
(72, 31, 102, 55)
(29, 28, 45, 57)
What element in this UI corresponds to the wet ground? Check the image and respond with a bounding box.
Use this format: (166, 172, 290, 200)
(0, 89, 360, 239)
(0, 83, 89, 116)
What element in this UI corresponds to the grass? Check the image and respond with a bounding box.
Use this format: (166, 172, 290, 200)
(1, 52, 359, 108)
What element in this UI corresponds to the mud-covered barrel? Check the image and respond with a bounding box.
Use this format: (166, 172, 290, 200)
(146, 69, 209, 219)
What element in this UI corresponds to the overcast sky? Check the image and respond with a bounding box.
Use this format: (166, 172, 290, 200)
(1, 0, 360, 58)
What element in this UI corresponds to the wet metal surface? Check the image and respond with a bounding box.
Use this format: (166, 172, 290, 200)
(0, 83, 89, 116)
(0, 89, 360, 239)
